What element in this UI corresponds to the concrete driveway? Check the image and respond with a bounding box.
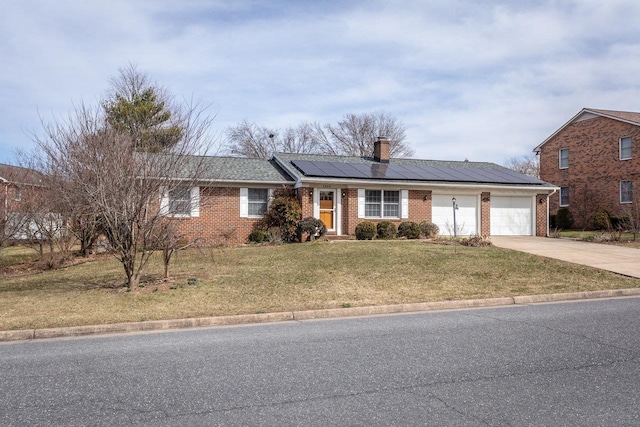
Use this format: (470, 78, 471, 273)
(491, 236, 640, 279)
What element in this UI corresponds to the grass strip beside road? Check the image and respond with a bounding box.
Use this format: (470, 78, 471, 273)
(1, 240, 638, 331)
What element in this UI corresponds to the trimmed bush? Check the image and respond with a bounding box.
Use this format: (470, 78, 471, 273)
(397, 221, 421, 239)
(247, 230, 267, 243)
(593, 209, 611, 230)
(555, 207, 574, 229)
(258, 188, 301, 242)
(355, 221, 376, 240)
(297, 217, 327, 242)
(377, 221, 396, 239)
(419, 221, 439, 239)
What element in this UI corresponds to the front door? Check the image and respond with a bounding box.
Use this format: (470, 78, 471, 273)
(319, 190, 335, 230)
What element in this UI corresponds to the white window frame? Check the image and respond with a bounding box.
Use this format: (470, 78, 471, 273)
(559, 148, 569, 169)
(559, 186, 569, 207)
(247, 188, 269, 217)
(240, 188, 273, 218)
(620, 137, 632, 160)
(361, 189, 405, 219)
(160, 186, 199, 218)
(620, 180, 633, 204)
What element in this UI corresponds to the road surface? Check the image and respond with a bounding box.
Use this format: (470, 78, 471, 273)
(2, 297, 639, 425)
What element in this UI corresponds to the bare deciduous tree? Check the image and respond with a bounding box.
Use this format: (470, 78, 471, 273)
(224, 111, 413, 158)
(324, 111, 412, 157)
(34, 68, 217, 287)
(503, 153, 540, 178)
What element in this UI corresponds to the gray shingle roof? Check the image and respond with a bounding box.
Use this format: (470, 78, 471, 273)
(180, 156, 294, 183)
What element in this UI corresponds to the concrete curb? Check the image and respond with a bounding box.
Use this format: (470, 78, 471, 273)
(2, 288, 640, 342)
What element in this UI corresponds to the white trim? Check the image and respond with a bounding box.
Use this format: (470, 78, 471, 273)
(159, 187, 169, 215)
(559, 148, 569, 169)
(401, 190, 409, 219)
(313, 189, 320, 218)
(620, 180, 633, 204)
(336, 188, 342, 235)
(239, 187, 248, 217)
(620, 136, 632, 160)
(190, 186, 200, 217)
(559, 186, 569, 207)
(357, 189, 365, 218)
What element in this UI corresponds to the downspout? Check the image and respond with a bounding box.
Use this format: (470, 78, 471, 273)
(546, 189, 558, 237)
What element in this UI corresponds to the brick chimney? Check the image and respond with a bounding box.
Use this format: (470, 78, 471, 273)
(373, 137, 390, 163)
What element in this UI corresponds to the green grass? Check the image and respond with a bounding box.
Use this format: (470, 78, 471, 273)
(0, 240, 638, 331)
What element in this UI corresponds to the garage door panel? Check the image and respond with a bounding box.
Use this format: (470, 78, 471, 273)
(491, 196, 532, 236)
(432, 195, 477, 236)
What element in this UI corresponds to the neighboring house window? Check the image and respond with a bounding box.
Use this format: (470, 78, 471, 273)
(248, 188, 268, 216)
(169, 186, 191, 215)
(620, 137, 632, 160)
(13, 186, 21, 201)
(559, 149, 569, 169)
(559, 187, 569, 206)
(621, 180, 633, 204)
(365, 190, 400, 218)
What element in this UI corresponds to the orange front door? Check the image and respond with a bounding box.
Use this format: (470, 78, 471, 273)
(319, 191, 334, 230)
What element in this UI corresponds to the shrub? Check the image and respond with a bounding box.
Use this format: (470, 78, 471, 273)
(419, 221, 439, 239)
(355, 221, 376, 240)
(549, 214, 556, 229)
(593, 210, 611, 230)
(377, 221, 396, 239)
(460, 235, 492, 247)
(247, 230, 267, 244)
(258, 188, 301, 242)
(397, 221, 421, 239)
(555, 208, 574, 229)
(297, 217, 327, 242)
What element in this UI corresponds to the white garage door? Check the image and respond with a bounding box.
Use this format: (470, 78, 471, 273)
(490, 196, 533, 236)
(432, 195, 477, 236)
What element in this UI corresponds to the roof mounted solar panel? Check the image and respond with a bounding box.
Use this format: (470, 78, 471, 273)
(290, 159, 545, 185)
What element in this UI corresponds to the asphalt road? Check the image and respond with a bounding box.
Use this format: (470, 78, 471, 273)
(2, 297, 639, 426)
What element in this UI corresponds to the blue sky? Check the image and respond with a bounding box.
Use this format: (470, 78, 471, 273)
(2, 0, 640, 165)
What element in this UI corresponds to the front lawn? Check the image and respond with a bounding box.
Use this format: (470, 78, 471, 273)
(1, 240, 638, 331)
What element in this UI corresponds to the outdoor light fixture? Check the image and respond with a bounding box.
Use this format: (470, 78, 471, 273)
(342, 192, 346, 198)
(309, 190, 313, 197)
(423, 194, 430, 201)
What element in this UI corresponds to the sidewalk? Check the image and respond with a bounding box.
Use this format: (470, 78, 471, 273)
(491, 236, 640, 279)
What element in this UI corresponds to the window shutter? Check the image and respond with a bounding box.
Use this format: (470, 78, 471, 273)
(358, 189, 365, 218)
(313, 189, 320, 218)
(190, 187, 200, 217)
(159, 187, 169, 215)
(401, 190, 409, 219)
(240, 188, 248, 218)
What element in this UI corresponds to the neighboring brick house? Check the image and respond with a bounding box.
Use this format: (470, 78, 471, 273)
(534, 108, 640, 228)
(0, 163, 45, 240)
(166, 139, 557, 242)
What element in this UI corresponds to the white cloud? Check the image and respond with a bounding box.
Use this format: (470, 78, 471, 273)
(2, 0, 640, 166)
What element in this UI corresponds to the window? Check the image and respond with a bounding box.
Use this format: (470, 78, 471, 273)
(559, 149, 569, 169)
(365, 190, 400, 218)
(620, 137, 632, 160)
(248, 188, 268, 216)
(559, 187, 569, 206)
(13, 186, 21, 201)
(168, 186, 191, 215)
(621, 180, 633, 204)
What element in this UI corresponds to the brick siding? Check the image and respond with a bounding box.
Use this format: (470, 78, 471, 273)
(540, 115, 640, 227)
